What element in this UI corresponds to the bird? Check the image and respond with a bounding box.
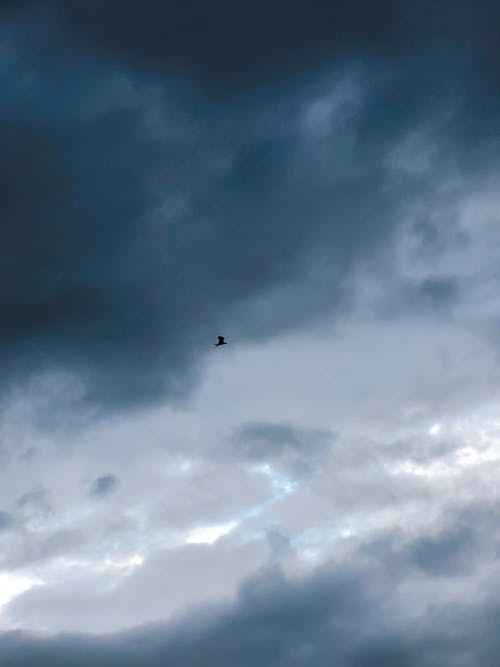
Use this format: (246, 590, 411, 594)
(214, 336, 227, 347)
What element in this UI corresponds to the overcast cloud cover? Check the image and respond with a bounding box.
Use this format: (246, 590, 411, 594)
(0, 1, 499, 664)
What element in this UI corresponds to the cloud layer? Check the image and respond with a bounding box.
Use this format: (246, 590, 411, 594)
(0, 0, 497, 411)
(0, 2, 499, 665)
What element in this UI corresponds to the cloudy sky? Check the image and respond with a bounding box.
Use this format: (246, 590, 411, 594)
(0, 1, 499, 664)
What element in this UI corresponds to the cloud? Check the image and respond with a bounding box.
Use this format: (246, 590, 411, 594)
(1, 500, 500, 665)
(90, 475, 118, 498)
(0, 3, 497, 662)
(0, 1, 496, 416)
(0, 2, 417, 88)
(230, 422, 333, 477)
(403, 502, 500, 578)
(0, 529, 84, 570)
(16, 488, 51, 514)
(0, 511, 12, 530)
(2, 1, 499, 91)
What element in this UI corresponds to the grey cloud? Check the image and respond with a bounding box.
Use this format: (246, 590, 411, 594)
(361, 500, 500, 582)
(409, 528, 475, 577)
(406, 502, 500, 578)
(243, 427, 488, 540)
(90, 475, 118, 497)
(2, 502, 500, 666)
(266, 527, 291, 561)
(229, 421, 334, 479)
(232, 422, 332, 460)
(398, 278, 461, 316)
(18, 448, 39, 463)
(5, 536, 270, 633)
(379, 435, 460, 468)
(16, 488, 51, 514)
(0, 510, 12, 530)
(151, 462, 271, 529)
(0, 528, 83, 569)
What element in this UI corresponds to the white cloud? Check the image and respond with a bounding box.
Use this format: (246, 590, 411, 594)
(0, 572, 43, 622)
(185, 522, 237, 545)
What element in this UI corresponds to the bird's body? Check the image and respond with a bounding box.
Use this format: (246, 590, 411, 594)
(214, 336, 227, 347)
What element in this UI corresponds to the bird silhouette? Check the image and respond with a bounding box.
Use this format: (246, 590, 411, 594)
(214, 336, 227, 347)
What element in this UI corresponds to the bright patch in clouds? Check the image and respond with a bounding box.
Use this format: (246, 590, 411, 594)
(0, 573, 43, 609)
(185, 522, 237, 545)
(104, 554, 145, 570)
(428, 422, 441, 436)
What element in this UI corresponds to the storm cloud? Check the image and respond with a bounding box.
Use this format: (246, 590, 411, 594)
(0, 0, 496, 411)
(0, 1, 499, 665)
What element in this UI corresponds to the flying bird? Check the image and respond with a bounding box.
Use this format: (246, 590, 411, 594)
(214, 336, 227, 347)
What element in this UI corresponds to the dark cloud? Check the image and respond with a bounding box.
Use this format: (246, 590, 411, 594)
(90, 474, 118, 497)
(406, 503, 500, 577)
(363, 500, 500, 581)
(1, 1, 499, 90)
(0, 60, 391, 410)
(0, 0, 496, 417)
(409, 527, 475, 577)
(0, 1, 418, 88)
(0, 510, 12, 530)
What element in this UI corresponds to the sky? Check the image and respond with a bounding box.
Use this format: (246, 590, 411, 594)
(0, 1, 499, 665)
